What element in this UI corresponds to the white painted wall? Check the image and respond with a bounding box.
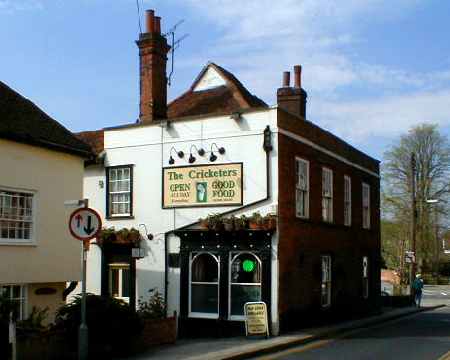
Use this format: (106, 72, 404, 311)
(192, 66, 227, 91)
(81, 108, 280, 330)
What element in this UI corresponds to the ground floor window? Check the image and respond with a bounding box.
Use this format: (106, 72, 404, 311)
(188, 251, 264, 320)
(109, 263, 130, 303)
(189, 252, 220, 318)
(321, 256, 332, 308)
(363, 256, 369, 299)
(229, 252, 262, 319)
(0, 284, 27, 320)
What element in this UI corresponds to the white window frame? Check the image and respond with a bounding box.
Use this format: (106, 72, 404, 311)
(108, 263, 130, 303)
(189, 252, 220, 319)
(107, 167, 132, 217)
(228, 252, 262, 321)
(322, 168, 333, 223)
(0, 187, 36, 246)
(363, 256, 369, 299)
(362, 183, 371, 229)
(0, 284, 28, 320)
(344, 175, 352, 226)
(321, 256, 332, 308)
(296, 157, 310, 219)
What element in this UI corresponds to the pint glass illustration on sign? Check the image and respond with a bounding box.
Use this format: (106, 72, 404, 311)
(163, 163, 243, 208)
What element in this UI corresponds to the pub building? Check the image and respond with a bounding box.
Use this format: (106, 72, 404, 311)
(75, 9, 381, 336)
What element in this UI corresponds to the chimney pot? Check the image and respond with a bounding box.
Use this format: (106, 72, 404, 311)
(155, 16, 161, 34)
(146, 9, 155, 33)
(282, 71, 290, 87)
(294, 65, 302, 88)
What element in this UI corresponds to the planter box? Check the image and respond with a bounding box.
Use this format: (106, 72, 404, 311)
(139, 316, 177, 348)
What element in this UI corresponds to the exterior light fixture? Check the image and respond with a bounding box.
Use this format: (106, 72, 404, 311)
(168, 147, 184, 165)
(230, 112, 242, 121)
(188, 145, 205, 164)
(263, 125, 273, 152)
(209, 143, 225, 162)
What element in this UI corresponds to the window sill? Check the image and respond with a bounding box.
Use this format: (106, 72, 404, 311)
(188, 312, 219, 319)
(106, 215, 135, 220)
(0, 240, 37, 246)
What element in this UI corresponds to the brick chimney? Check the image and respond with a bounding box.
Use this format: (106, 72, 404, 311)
(136, 10, 171, 123)
(277, 65, 308, 119)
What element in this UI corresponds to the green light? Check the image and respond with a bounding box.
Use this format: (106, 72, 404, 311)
(242, 259, 255, 272)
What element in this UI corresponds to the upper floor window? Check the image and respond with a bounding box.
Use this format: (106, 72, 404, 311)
(107, 166, 132, 217)
(344, 176, 351, 226)
(322, 168, 333, 222)
(362, 183, 370, 229)
(296, 158, 309, 218)
(0, 189, 34, 244)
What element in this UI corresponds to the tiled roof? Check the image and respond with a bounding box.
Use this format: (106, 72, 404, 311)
(75, 130, 104, 156)
(0, 81, 92, 158)
(167, 63, 267, 119)
(78, 63, 268, 155)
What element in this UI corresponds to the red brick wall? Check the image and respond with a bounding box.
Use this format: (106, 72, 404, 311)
(277, 109, 381, 329)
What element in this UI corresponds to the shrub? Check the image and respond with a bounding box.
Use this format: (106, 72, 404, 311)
(18, 306, 49, 332)
(53, 294, 142, 356)
(137, 289, 166, 320)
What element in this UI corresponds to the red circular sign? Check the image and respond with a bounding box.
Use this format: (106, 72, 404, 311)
(68, 207, 102, 241)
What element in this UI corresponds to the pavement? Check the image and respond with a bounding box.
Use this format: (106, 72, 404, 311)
(121, 285, 450, 360)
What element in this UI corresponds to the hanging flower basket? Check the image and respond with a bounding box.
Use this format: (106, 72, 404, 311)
(97, 228, 141, 247)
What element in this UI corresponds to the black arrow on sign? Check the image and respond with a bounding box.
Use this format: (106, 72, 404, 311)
(83, 215, 95, 235)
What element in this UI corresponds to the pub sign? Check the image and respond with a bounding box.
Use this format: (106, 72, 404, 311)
(163, 163, 243, 208)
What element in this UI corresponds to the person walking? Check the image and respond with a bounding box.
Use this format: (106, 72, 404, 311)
(412, 274, 424, 307)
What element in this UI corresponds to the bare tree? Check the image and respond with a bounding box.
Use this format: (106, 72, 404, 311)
(382, 123, 450, 274)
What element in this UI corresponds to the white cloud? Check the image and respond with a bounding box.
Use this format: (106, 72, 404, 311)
(313, 90, 450, 143)
(0, 0, 43, 12)
(172, 0, 450, 144)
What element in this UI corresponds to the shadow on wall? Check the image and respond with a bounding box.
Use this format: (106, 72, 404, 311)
(136, 269, 168, 305)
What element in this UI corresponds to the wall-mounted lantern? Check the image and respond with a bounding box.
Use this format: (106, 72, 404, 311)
(210, 143, 225, 162)
(168, 146, 184, 165)
(263, 125, 273, 152)
(189, 145, 206, 164)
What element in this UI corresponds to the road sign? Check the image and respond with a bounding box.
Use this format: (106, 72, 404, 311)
(69, 207, 102, 241)
(244, 302, 269, 337)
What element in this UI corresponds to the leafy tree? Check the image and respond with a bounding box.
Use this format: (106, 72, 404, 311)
(382, 123, 450, 274)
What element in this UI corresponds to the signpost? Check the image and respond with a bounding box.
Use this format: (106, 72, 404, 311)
(244, 302, 269, 338)
(68, 203, 101, 360)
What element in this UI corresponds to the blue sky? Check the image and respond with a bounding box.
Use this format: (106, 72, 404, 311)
(1, 0, 450, 160)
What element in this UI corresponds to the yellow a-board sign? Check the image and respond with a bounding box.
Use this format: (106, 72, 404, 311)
(244, 301, 269, 337)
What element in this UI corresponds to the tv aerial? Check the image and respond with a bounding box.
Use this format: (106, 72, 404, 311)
(163, 20, 189, 86)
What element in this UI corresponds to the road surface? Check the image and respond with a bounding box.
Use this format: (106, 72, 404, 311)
(256, 285, 450, 360)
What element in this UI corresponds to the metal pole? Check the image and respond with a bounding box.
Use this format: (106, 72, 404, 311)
(410, 153, 417, 293)
(78, 200, 89, 360)
(435, 206, 440, 284)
